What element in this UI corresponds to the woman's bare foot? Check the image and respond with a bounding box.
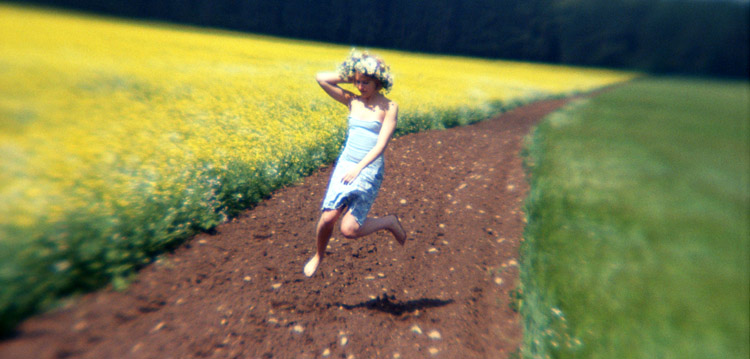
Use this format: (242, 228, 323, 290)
(303, 255, 321, 277)
(390, 215, 407, 245)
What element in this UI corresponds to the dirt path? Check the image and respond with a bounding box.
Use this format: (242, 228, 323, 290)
(0, 97, 572, 359)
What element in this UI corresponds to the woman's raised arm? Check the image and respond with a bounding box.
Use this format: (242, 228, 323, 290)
(316, 72, 354, 106)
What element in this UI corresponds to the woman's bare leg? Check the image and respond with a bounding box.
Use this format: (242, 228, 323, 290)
(304, 208, 342, 277)
(340, 213, 406, 245)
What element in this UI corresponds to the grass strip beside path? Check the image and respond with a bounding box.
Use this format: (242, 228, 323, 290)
(520, 77, 749, 359)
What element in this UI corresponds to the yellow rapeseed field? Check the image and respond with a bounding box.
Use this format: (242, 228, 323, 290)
(0, 4, 632, 232)
(0, 4, 635, 331)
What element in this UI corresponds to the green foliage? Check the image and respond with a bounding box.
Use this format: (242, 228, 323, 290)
(394, 100, 517, 136)
(555, 0, 749, 77)
(520, 77, 750, 358)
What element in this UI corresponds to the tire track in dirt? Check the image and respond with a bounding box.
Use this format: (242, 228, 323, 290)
(0, 97, 572, 359)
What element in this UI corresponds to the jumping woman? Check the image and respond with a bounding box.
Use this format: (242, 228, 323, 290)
(304, 50, 407, 277)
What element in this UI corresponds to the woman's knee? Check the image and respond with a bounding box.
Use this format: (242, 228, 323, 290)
(340, 217, 360, 239)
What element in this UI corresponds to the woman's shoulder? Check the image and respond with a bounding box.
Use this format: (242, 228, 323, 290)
(385, 98, 398, 115)
(379, 95, 397, 111)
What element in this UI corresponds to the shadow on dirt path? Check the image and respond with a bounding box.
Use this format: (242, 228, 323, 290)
(335, 295, 455, 316)
(0, 96, 574, 359)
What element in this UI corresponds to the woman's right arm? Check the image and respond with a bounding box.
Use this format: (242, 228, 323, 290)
(316, 72, 354, 106)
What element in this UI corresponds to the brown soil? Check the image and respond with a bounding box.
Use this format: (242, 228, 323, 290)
(0, 97, 572, 359)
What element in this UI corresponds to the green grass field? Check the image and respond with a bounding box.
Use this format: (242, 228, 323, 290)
(520, 77, 749, 358)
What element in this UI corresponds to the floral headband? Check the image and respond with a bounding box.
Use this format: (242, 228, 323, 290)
(337, 49, 394, 93)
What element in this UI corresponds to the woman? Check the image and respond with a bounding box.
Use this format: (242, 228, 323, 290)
(304, 50, 407, 278)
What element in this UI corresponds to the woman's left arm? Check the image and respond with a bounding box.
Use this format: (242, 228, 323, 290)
(340, 102, 399, 184)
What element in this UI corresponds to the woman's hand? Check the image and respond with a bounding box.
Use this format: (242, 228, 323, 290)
(341, 166, 362, 184)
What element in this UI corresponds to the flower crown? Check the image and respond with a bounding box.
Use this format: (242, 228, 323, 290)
(337, 49, 394, 93)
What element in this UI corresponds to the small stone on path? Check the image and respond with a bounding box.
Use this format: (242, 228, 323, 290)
(411, 325, 422, 334)
(151, 322, 165, 332)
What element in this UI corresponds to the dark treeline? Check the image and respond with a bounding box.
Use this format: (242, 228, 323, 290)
(14, 0, 750, 77)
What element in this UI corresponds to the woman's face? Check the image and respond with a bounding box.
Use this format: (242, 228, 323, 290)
(354, 72, 379, 99)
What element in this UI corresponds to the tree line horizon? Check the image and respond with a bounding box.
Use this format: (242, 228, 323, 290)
(14, 0, 750, 78)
